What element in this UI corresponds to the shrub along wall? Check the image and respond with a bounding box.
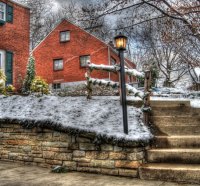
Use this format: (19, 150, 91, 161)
(0, 122, 148, 177)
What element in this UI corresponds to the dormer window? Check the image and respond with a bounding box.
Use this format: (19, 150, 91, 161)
(0, 2, 6, 21)
(60, 31, 70, 42)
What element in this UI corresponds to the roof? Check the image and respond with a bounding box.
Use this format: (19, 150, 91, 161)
(32, 19, 110, 52)
(32, 18, 135, 67)
(8, 0, 30, 9)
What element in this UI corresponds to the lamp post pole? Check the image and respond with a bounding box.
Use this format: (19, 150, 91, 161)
(114, 33, 129, 135)
(119, 50, 128, 135)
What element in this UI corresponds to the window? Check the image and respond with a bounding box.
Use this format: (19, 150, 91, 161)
(0, 2, 6, 21)
(111, 57, 116, 65)
(80, 55, 90, 67)
(0, 51, 2, 69)
(60, 31, 70, 42)
(53, 59, 63, 71)
(53, 83, 61, 90)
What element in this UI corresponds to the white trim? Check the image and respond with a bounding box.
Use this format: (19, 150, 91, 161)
(0, 2, 6, 21)
(0, 50, 5, 73)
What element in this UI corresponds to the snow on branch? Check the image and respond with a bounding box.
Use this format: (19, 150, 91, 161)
(88, 63, 144, 78)
(88, 63, 120, 72)
(85, 72, 144, 99)
(126, 84, 144, 99)
(88, 77, 119, 89)
(125, 68, 144, 78)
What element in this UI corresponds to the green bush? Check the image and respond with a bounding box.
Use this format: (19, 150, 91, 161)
(6, 85, 15, 92)
(22, 55, 35, 93)
(30, 76, 49, 94)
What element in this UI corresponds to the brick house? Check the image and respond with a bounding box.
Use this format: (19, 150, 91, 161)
(0, 0, 30, 89)
(33, 19, 136, 90)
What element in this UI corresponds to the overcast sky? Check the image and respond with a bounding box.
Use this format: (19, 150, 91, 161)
(53, 0, 83, 11)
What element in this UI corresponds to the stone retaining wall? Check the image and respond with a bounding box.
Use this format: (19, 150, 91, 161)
(0, 123, 148, 177)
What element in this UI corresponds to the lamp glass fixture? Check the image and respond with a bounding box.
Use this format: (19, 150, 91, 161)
(114, 33, 128, 51)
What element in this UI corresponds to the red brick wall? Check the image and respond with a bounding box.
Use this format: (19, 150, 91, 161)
(33, 20, 110, 84)
(0, 0, 30, 89)
(33, 20, 137, 86)
(109, 49, 136, 83)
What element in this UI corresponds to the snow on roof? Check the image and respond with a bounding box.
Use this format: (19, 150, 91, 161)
(0, 95, 152, 143)
(8, 0, 30, 9)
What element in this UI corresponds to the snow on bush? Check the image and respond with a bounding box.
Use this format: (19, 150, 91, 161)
(31, 77, 49, 94)
(0, 95, 152, 142)
(22, 55, 35, 93)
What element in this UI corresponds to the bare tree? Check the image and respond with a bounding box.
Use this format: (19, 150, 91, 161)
(19, 0, 54, 49)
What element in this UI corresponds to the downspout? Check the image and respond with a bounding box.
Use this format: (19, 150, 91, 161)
(108, 46, 111, 81)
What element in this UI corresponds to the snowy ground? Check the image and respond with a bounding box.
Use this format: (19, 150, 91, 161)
(0, 95, 152, 142)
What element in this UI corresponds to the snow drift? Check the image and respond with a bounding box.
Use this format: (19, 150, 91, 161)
(0, 95, 152, 143)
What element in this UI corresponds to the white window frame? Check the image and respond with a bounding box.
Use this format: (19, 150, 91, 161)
(53, 83, 61, 90)
(0, 2, 6, 21)
(53, 59, 64, 71)
(0, 50, 5, 72)
(80, 55, 90, 67)
(60, 31, 70, 42)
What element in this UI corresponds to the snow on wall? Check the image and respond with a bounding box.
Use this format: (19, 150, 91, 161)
(191, 99, 200, 108)
(0, 95, 152, 142)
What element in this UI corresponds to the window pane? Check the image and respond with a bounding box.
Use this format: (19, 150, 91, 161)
(0, 12, 4, 20)
(80, 55, 90, 67)
(60, 31, 70, 42)
(54, 59, 63, 70)
(60, 33, 66, 41)
(111, 57, 116, 65)
(0, 2, 5, 21)
(53, 83, 61, 89)
(0, 4, 4, 11)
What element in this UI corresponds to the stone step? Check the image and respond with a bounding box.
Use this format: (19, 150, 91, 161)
(139, 163, 200, 184)
(152, 116, 200, 126)
(147, 149, 200, 164)
(153, 125, 200, 135)
(126, 99, 191, 108)
(150, 100, 191, 108)
(154, 136, 200, 148)
(151, 107, 200, 117)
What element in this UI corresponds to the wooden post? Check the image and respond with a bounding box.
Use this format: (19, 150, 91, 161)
(143, 66, 152, 125)
(86, 66, 93, 99)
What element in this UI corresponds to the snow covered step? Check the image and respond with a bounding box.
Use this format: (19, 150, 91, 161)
(152, 116, 200, 126)
(154, 136, 200, 148)
(147, 149, 200, 164)
(139, 163, 200, 184)
(154, 124, 200, 135)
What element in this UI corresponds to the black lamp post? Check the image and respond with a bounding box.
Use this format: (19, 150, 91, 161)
(114, 33, 128, 135)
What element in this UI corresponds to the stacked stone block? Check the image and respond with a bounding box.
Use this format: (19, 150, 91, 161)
(0, 123, 147, 177)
